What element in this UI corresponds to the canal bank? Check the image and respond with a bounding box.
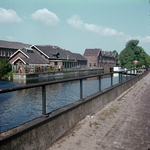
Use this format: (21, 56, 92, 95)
(0, 69, 148, 150)
(13, 68, 104, 84)
(48, 71, 150, 150)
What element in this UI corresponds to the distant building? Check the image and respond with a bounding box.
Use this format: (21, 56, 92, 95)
(0, 40, 31, 60)
(83, 48, 117, 68)
(9, 45, 87, 69)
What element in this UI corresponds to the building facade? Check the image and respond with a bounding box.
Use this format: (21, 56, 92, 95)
(83, 48, 117, 68)
(9, 45, 87, 70)
(0, 40, 31, 60)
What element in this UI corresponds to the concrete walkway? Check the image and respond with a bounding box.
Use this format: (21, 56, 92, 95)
(47, 73, 150, 150)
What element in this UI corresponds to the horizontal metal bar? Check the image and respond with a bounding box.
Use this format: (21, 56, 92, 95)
(0, 68, 148, 94)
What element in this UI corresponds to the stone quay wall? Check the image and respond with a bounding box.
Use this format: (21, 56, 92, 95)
(13, 68, 104, 80)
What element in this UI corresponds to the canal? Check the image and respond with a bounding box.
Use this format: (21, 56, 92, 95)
(0, 75, 128, 133)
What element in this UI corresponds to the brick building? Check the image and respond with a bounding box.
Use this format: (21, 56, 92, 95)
(9, 45, 87, 69)
(83, 48, 117, 68)
(0, 40, 31, 60)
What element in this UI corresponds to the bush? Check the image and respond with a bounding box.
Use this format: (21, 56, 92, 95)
(44, 69, 55, 73)
(3, 70, 16, 79)
(0, 59, 11, 78)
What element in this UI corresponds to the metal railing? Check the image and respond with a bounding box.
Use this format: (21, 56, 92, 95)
(0, 68, 147, 118)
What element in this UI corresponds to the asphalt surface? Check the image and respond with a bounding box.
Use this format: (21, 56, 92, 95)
(47, 73, 150, 150)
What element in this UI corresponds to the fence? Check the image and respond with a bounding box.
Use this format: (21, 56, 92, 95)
(0, 68, 149, 150)
(0, 68, 147, 118)
(11, 65, 55, 73)
(11, 64, 105, 74)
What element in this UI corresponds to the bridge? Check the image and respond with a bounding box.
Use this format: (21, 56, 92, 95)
(0, 68, 149, 150)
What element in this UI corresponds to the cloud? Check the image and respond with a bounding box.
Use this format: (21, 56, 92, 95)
(0, 7, 22, 24)
(136, 36, 150, 43)
(67, 15, 122, 37)
(67, 15, 150, 44)
(6, 36, 18, 41)
(31, 8, 60, 27)
(67, 15, 84, 29)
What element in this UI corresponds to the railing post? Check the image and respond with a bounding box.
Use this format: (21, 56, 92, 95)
(80, 79, 83, 99)
(121, 72, 122, 82)
(119, 72, 120, 83)
(99, 75, 101, 91)
(111, 73, 113, 86)
(41, 85, 48, 118)
(130, 70, 132, 78)
(126, 71, 127, 80)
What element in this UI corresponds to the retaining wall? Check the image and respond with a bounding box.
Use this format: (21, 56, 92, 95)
(0, 70, 149, 150)
(13, 69, 104, 80)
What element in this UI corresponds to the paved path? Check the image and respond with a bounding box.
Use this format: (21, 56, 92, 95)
(47, 73, 150, 150)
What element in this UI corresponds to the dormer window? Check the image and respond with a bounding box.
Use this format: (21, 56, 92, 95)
(23, 47, 34, 53)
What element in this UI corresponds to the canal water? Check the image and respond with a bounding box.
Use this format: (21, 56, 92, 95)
(0, 75, 128, 133)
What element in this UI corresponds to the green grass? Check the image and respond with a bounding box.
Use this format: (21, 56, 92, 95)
(89, 121, 92, 127)
(63, 69, 78, 72)
(44, 69, 78, 73)
(44, 70, 56, 73)
(98, 102, 119, 120)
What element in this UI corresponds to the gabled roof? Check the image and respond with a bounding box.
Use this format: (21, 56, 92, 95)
(9, 49, 29, 59)
(32, 45, 67, 59)
(10, 48, 49, 65)
(12, 57, 27, 65)
(101, 51, 116, 58)
(32, 45, 87, 61)
(83, 49, 102, 56)
(72, 53, 87, 60)
(0, 40, 31, 49)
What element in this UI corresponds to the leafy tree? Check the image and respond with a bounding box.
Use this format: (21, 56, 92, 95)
(119, 40, 150, 68)
(109, 50, 119, 60)
(0, 59, 11, 78)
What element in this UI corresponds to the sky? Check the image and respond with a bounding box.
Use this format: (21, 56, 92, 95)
(0, 0, 150, 55)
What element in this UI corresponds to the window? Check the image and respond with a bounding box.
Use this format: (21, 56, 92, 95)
(9, 51, 12, 56)
(89, 63, 91, 67)
(55, 62, 58, 66)
(2, 50, 5, 56)
(7, 51, 9, 57)
(27, 50, 33, 53)
(0, 50, 2, 56)
(94, 63, 96, 67)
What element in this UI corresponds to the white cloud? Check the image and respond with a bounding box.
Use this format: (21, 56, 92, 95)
(136, 36, 150, 43)
(6, 36, 18, 41)
(31, 8, 60, 27)
(67, 15, 122, 37)
(67, 15, 150, 44)
(0, 7, 22, 24)
(67, 15, 84, 29)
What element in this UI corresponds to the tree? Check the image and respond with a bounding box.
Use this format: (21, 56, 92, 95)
(0, 59, 11, 78)
(119, 40, 150, 68)
(109, 50, 119, 60)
